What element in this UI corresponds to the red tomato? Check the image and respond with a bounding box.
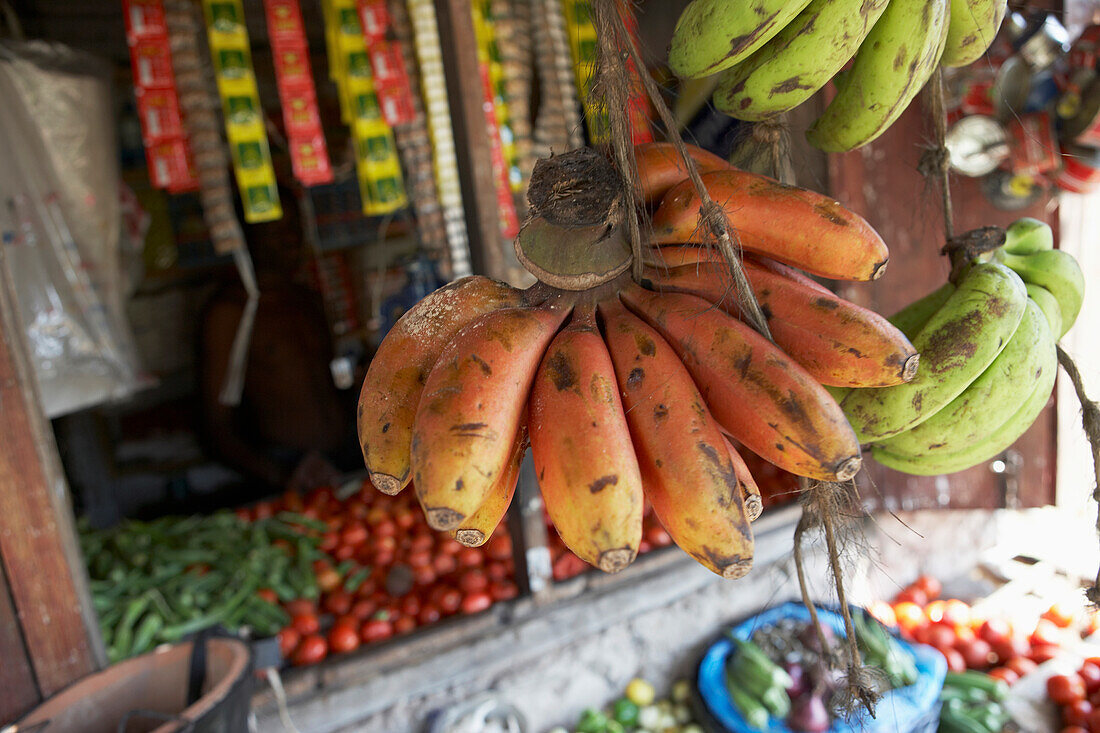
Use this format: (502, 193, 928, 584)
(340, 522, 369, 548)
(394, 615, 417, 634)
(941, 600, 972, 629)
(1044, 602, 1079, 629)
(374, 519, 397, 538)
(486, 562, 510, 583)
(926, 623, 958, 651)
(419, 604, 442, 625)
(458, 547, 484, 568)
(1089, 707, 1100, 731)
(893, 602, 927, 637)
(399, 594, 421, 617)
(1079, 663, 1100, 694)
(257, 588, 278, 604)
(332, 544, 355, 562)
(867, 601, 897, 628)
(284, 599, 316, 617)
(925, 600, 948, 624)
(328, 623, 360, 654)
(253, 501, 275, 520)
(439, 588, 462, 614)
(235, 507, 253, 522)
(393, 508, 416, 530)
(992, 635, 1031, 663)
(489, 581, 518, 602)
(459, 569, 489, 594)
(332, 614, 359, 631)
(1086, 657, 1100, 668)
(954, 626, 977, 645)
(360, 619, 394, 643)
(1005, 656, 1038, 677)
(371, 535, 397, 553)
(409, 533, 434, 553)
(1089, 690, 1100, 707)
(644, 525, 672, 548)
(979, 618, 1012, 645)
(1049, 674, 1087, 705)
(432, 553, 458, 576)
(461, 591, 493, 615)
(942, 648, 967, 673)
(893, 587, 929, 607)
(413, 565, 437, 586)
(1061, 727, 1089, 733)
(1032, 619, 1065, 647)
(1030, 643, 1062, 664)
(355, 578, 377, 599)
(407, 549, 432, 568)
(486, 533, 513, 561)
(957, 638, 993, 670)
(372, 549, 396, 568)
(291, 634, 327, 666)
(291, 613, 320, 636)
(322, 590, 353, 617)
(913, 575, 943, 601)
(319, 531, 339, 552)
(638, 540, 653, 555)
(988, 667, 1019, 685)
(437, 538, 463, 555)
(351, 598, 377, 620)
(1064, 700, 1093, 727)
(277, 627, 300, 658)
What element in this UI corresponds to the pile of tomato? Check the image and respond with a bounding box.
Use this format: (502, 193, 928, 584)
(237, 482, 518, 667)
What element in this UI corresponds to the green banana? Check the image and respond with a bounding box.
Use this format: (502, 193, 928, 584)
(1003, 218, 1053, 255)
(871, 339, 1055, 475)
(668, 0, 814, 80)
(940, 0, 1007, 67)
(998, 249, 1085, 338)
(806, 0, 950, 152)
(888, 282, 957, 339)
(712, 0, 890, 121)
(841, 262, 1027, 443)
(1025, 284, 1063, 337)
(875, 300, 1049, 457)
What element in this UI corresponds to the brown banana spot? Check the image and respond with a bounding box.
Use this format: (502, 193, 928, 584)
(760, 303, 773, 320)
(698, 441, 742, 507)
(470, 354, 493, 376)
(924, 311, 983, 371)
(724, 11, 781, 60)
(627, 367, 645, 390)
(591, 373, 615, 404)
(772, 77, 813, 94)
(654, 404, 669, 421)
(381, 422, 390, 434)
(912, 393, 923, 411)
(813, 202, 849, 226)
(427, 507, 464, 531)
(894, 46, 908, 71)
(740, 97, 753, 110)
(589, 475, 619, 494)
(775, 443, 785, 452)
(370, 472, 403, 496)
(635, 333, 656, 356)
(598, 548, 635, 574)
(814, 297, 839, 310)
(546, 349, 578, 391)
(455, 528, 486, 547)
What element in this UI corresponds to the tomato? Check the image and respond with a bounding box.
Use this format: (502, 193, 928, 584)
(1030, 643, 1062, 664)
(925, 622, 958, 652)
(992, 635, 1031, 663)
(893, 587, 929, 607)
(941, 600, 972, 629)
(957, 638, 993, 670)
(1061, 727, 1089, 733)
(489, 581, 518, 602)
(409, 533, 434, 553)
(461, 591, 493, 615)
(458, 547, 484, 568)
(913, 574, 942, 601)
(284, 599, 316, 617)
(322, 590, 353, 617)
(277, 627, 300, 658)
(486, 532, 513, 561)
(399, 594, 421, 617)
(235, 507, 253, 522)
(942, 648, 967, 673)
(1044, 602, 1079, 629)
(459, 569, 489, 594)
(925, 600, 948, 624)
(291, 634, 327, 666)
(257, 588, 278, 604)
(328, 623, 361, 654)
(893, 602, 927, 637)
(954, 626, 976, 645)
(351, 598, 377, 620)
(393, 508, 416, 530)
(374, 520, 397, 539)
(419, 604, 442, 625)
(979, 618, 1012, 646)
(1090, 690, 1100, 707)
(439, 588, 462, 614)
(637, 540, 653, 555)
(432, 553, 458, 576)
(437, 538, 463, 555)
(371, 535, 397, 553)
(644, 525, 672, 548)
(412, 565, 436, 587)
(1088, 707, 1100, 731)
(319, 531, 339, 552)
(867, 601, 897, 628)
(332, 543, 355, 561)
(340, 522, 369, 548)
(988, 667, 1019, 685)
(1064, 700, 1093, 727)
(360, 619, 394, 643)
(1049, 674, 1087, 705)
(394, 615, 417, 634)
(1079, 663, 1100, 694)
(291, 612, 321, 636)
(253, 501, 275, 520)
(1005, 656, 1038, 677)
(332, 614, 359, 631)
(1031, 619, 1065, 647)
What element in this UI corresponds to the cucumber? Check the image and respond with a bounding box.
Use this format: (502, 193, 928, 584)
(944, 671, 1009, 702)
(725, 670, 770, 730)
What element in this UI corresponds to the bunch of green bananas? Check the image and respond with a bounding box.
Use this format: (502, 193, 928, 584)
(667, 0, 1007, 151)
(836, 218, 1084, 476)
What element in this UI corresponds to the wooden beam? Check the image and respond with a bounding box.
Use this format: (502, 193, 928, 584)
(0, 560, 38, 723)
(0, 246, 102, 704)
(433, 0, 507, 280)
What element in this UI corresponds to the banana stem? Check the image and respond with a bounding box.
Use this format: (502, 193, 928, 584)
(1056, 345, 1100, 606)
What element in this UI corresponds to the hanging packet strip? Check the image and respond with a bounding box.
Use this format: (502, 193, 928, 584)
(123, 0, 199, 193)
(327, 0, 408, 215)
(262, 0, 334, 186)
(202, 0, 282, 222)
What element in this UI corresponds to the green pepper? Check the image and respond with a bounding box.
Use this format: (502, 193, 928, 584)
(611, 698, 639, 727)
(576, 708, 609, 733)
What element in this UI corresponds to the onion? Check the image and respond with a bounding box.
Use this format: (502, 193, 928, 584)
(784, 661, 807, 698)
(788, 692, 830, 733)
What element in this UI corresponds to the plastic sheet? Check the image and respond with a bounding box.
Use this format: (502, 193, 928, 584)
(0, 40, 142, 416)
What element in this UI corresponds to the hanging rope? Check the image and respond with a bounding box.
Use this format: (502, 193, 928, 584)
(589, 0, 773, 341)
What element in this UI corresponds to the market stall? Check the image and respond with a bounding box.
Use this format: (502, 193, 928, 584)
(1, 0, 1099, 732)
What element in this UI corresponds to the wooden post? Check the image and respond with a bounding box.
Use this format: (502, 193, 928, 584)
(507, 455, 553, 602)
(0, 246, 103, 721)
(433, 0, 508, 280)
